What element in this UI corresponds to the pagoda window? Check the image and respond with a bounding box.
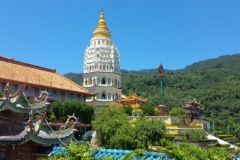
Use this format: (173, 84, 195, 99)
(103, 64, 105, 70)
(108, 78, 111, 84)
(112, 93, 114, 99)
(101, 92, 106, 99)
(107, 65, 109, 70)
(85, 80, 87, 86)
(115, 93, 118, 101)
(101, 77, 106, 84)
(100, 65, 102, 70)
(114, 79, 117, 86)
(108, 93, 111, 99)
(89, 78, 92, 85)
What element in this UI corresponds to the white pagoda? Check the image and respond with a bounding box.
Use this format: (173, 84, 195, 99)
(82, 11, 122, 106)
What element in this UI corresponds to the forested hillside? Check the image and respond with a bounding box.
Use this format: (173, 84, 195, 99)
(64, 54, 240, 136)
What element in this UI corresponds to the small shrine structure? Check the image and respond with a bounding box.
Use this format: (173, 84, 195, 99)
(182, 97, 203, 122)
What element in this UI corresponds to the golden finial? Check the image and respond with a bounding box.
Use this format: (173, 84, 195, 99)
(93, 11, 111, 38)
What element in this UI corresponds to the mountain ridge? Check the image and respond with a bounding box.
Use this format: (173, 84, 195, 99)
(65, 54, 240, 77)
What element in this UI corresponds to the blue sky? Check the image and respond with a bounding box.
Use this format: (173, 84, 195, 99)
(1, 1, 240, 74)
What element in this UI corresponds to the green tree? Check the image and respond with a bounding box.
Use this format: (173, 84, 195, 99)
(122, 105, 133, 115)
(169, 107, 188, 117)
(0, 92, 4, 98)
(47, 101, 94, 123)
(93, 107, 166, 149)
(93, 107, 130, 148)
(140, 103, 157, 116)
(169, 107, 188, 124)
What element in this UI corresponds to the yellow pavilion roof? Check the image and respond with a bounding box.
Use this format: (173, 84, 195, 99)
(120, 94, 147, 103)
(121, 94, 147, 109)
(93, 11, 111, 38)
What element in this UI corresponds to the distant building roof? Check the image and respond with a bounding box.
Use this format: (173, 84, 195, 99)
(120, 94, 147, 103)
(0, 56, 96, 95)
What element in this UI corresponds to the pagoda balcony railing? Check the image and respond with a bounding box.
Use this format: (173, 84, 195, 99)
(96, 99, 114, 102)
(83, 70, 121, 74)
(84, 84, 121, 88)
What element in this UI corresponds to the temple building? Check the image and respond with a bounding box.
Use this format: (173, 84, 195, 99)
(0, 56, 96, 160)
(120, 94, 147, 109)
(82, 11, 122, 106)
(0, 56, 97, 102)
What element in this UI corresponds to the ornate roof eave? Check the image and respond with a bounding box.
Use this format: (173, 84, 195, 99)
(0, 87, 50, 113)
(120, 96, 147, 103)
(0, 128, 29, 145)
(0, 112, 46, 145)
(183, 105, 203, 110)
(187, 101, 200, 105)
(87, 91, 98, 96)
(29, 112, 77, 145)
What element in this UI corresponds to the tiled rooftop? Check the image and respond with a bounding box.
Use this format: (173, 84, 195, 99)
(0, 56, 95, 95)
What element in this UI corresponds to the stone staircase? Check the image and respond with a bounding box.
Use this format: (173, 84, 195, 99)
(206, 132, 239, 150)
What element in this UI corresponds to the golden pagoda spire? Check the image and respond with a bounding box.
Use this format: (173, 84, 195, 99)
(93, 11, 111, 38)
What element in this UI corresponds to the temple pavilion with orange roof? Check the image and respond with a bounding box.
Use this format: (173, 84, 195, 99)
(120, 94, 147, 109)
